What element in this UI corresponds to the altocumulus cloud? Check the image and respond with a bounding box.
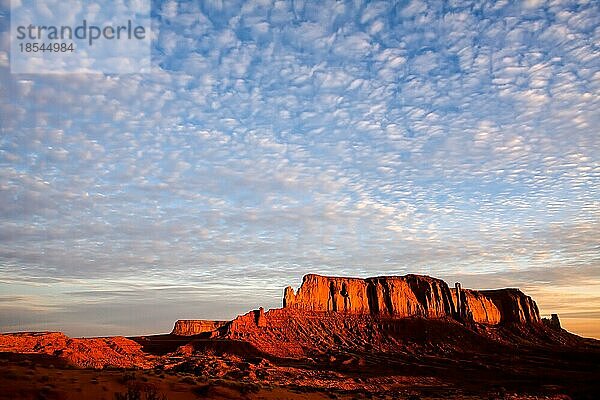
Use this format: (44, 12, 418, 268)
(0, 0, 599, 337)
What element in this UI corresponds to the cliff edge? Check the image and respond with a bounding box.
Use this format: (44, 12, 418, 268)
(174, 273, 543, 338)
(283, 273, 540, 326)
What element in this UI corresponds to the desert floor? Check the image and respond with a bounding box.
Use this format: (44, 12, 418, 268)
(0, 351, 581, 400)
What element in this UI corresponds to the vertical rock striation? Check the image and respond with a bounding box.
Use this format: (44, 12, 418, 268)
(173, 274, 542, 338)
(283, 274, 455, 318)
(284, 274, 540, 326)
(480, 288, 541, 324)
(451, 288, 502, 325)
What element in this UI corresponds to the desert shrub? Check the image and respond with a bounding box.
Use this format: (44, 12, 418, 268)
(179, 376, 196, 385)
(487, 386, 507, 400)
(37, 385, 57, 400)
(242, 383, 261, 394)
(115, 387, 140, 400)
(3, 370, 18, 380)
(220, 381, 261, 394)
(192, 384, 211, 396)
(114, 386, 167, 400)
(288, 384, 310, 393)
(119, 371, 137, 384)
(144, 387, 167, 400)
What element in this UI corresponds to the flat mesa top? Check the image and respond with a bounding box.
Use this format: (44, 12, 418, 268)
(301, 273, 442, 281)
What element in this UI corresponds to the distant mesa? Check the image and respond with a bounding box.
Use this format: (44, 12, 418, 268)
(171, 320, 227, 336)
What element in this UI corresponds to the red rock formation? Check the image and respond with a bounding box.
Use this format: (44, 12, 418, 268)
(451, 288, 502, 325)
(284, 274, 455, 318)
(284, 274, 371, 313)
(255, 307, 267, 327)
(284, 274, 540, 326)
(171, 320, 227, 336)
(450, 287, 540, 325)
(481, 288, 541, 324)
(542, 313, 561, 329)
(0, 273, 574, 381)
(0, 332, 151, 369)
(227, 308, 268, 334)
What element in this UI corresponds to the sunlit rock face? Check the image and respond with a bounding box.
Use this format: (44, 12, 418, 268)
(479, 288, 541, 324)
(172, 273, 542, 344)
(284, 274, 540, 326)
(171, 320, 227, 335)
(283, 274, 455, 318)
(451, 288, 502, 325)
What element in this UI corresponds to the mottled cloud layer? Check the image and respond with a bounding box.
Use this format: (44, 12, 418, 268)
(0, 0, 598, 337)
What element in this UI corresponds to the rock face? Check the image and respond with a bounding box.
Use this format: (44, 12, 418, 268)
(284, 274, 455, 318)
(227, 308, 268, 334)
(0, 332, 151, 369)
(173, 309, 267, 337)
(284, 274, 540, 326)
(542, 313, 561, 329)
(480, 288, 541, 324)
(451, 288, 502, 325)
(171, 320, 227, 336)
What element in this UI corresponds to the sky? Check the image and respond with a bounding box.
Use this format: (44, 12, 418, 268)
(0, 0, 598, 338)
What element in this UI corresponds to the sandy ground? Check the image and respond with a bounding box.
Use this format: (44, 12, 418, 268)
(0, 353, 580, 400)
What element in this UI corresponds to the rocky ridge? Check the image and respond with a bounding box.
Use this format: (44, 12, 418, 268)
(0, 331, 151, 369)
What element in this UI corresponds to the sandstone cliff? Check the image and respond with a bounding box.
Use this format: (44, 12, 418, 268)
(284, 274, 540, 326)
(284, 274, 455, 318)
(171, 320, 227, 336)
(172, 273, 543, 341)
(451, 288, 502, 325)
(480, 288, 541, 324)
